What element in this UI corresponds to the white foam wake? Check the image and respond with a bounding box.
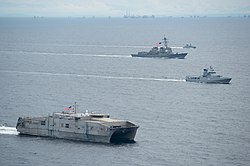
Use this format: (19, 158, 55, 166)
(0, 70, 186, 82)
(0, 126, 19, 135)
(2, 42, 152, 48)
(170, 46, 184, 49)
(79, 44, 151, 49)
(0, 50, 131, 58)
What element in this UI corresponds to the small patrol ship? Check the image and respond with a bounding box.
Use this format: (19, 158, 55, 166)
(183, 43, 196, 49)
(16, 103, 139, 143)
(186, 66, 232, 84)
(131, 37, 187, 59)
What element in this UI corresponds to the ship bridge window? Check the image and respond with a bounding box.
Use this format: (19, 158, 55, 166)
(65, 124, 69, 128)
(41, 121, 46, 125)
(91, 115, 104, 118)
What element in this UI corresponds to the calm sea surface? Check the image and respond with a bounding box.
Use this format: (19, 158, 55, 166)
(0, 17, 250, 166)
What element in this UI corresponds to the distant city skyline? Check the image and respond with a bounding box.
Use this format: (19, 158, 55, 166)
(0, 0, 250, 17)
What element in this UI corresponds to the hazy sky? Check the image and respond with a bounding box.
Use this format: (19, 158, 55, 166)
(0, 0, 250, 17)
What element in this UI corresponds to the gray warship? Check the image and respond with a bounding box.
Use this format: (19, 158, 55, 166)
(186, 66, 232, 84)
(131, 37, 187, 59)
(183, 43, 196, 49)
(16, 103, 139, 143)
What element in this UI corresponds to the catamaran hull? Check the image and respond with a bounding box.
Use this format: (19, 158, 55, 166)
(17, 129, 138, 143)
(16, 117, 138, 143)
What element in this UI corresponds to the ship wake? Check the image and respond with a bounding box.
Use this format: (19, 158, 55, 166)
(0, 70, 185, 82)
(0, 125, 19, 135)
(0, 50, 131, 58)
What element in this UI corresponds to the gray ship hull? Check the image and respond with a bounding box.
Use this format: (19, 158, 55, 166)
(186, 76, 232, 84)
(131, 52, 187, 59)
(17, 126, 138, 143)
(16, 115, 139, 143)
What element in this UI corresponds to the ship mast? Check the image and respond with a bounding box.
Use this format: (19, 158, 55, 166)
(74, 102, 77, 114)
(163, 37, 168, 47)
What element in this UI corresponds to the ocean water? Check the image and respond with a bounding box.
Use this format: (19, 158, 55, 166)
(0, 17, 250, 166)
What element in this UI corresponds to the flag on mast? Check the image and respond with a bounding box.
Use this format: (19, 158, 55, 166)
(64, 106, 73, 111)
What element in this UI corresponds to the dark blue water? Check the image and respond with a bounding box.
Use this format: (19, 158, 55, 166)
(0, 17, 250, 166)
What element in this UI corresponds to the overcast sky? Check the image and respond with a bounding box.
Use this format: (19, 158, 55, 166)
(0, 0, 250, 17)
